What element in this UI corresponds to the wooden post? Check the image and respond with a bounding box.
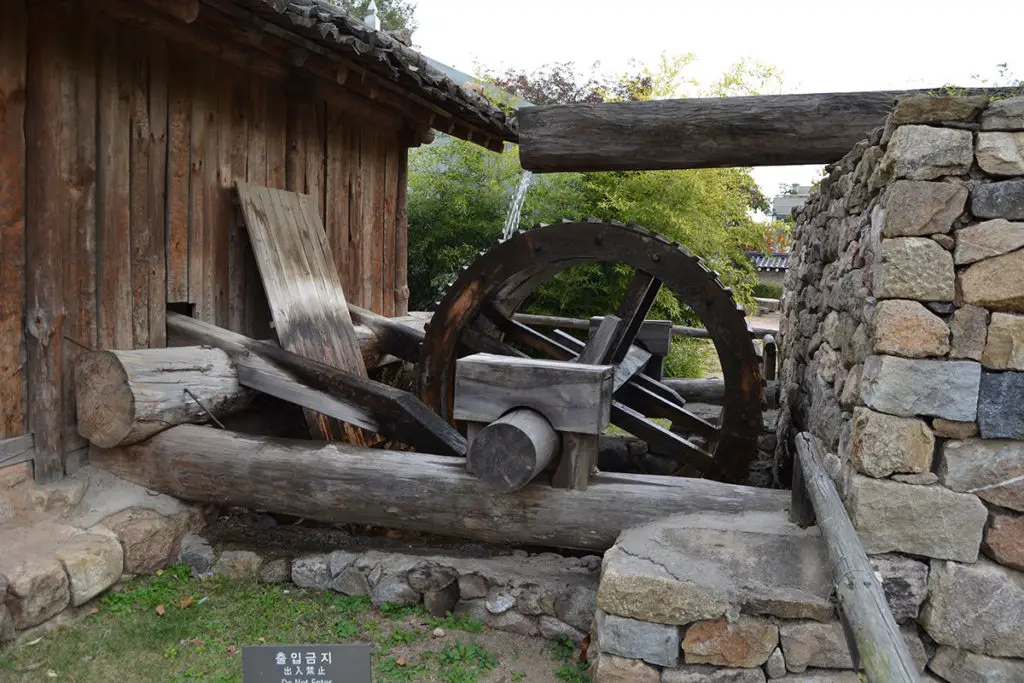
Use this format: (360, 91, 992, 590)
(75, 347, 253, 448)
(91, 424, 792, 552)
(793, 433, 918, 683)
(468, 408, 561, 492)
(762, 334, 777, 382)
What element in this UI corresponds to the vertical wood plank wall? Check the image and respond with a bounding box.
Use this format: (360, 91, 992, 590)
(2, 2, 412, 481)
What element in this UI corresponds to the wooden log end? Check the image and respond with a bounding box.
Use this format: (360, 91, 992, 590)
(75, 351, 136, 449)
(468, 408, 560, 492)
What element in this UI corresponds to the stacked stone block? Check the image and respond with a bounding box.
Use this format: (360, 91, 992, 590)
(777, 94, 1024, 681)
(585, 512, 935, 681)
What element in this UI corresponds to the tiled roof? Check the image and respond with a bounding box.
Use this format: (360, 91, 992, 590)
(746, 251, 789, 271)
(234, 1, 519, 143)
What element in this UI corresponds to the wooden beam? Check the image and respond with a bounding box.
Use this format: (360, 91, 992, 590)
(74, 347, 254, 448)
(141, 0, 200, 23)
(519, 91, 923, 172)
(468, 408, 560, 492)
(165, 313, 466, 456)
(348, 305, 428, 365)
(577, 314, 620, 365)
(664, 378, 778, 405)
(512, 312, 776, 339)
(453, 353, 612, 434)
(0, 434, 34, 468)
(91, 424, 791, 552)
(792, 433, 918, 682)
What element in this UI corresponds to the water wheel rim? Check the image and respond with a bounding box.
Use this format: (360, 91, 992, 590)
(418, 220, 763, 483)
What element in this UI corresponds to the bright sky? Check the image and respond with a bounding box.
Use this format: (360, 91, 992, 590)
(411, 0, 1024, 199)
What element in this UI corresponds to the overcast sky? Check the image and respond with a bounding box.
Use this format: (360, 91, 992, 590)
(410, 0, 1023, 199)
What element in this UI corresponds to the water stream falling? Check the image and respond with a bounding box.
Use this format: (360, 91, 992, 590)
(501, 170, 535, 240)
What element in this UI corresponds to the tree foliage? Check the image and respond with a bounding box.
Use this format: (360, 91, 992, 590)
(408, 54, 784, 333)
(333, 0, 417, 31)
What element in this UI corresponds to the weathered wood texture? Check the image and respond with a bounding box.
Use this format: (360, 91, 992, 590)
(8, 0, 415, 478)
(468, 408, 561, 492)
(235, 180, 370, 444)
(454, 354, 613, 433)
(92, 424, 791, 551)
(166, 313, 465, 456)
(0, 434, 35, 468)
(664, 378, 778, 405)
(0, 0, 28, 441)
(167, 314, 378, 432)
(520, 91, 918, 172)
(513, 312, 776, 340)
(762, 334, 778, 382)
(75, 347, 253, 448)
(793, 433, 918, 682)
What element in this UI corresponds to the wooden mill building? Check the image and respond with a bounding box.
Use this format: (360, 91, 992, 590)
(0, 0, 518, 483)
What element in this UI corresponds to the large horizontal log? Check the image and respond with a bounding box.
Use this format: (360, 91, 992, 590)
(519, 90, 928, 172)
(75, 347, 253, 448)
(91, 425, 789, 552)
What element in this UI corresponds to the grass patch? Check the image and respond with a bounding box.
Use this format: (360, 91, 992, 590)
(0, 564, 589, 682)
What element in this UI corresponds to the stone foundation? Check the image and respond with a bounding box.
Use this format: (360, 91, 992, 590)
(0, 466, 204, 645)
(173, 538, 601, 643)
(776, 93, 1024, 681)
(585, 511, 940, 682)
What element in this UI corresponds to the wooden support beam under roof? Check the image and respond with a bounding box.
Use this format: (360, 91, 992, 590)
(517, 89, 1005, 172)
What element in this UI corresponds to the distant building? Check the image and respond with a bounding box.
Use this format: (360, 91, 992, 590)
(771, 185, 812, 221)
(745, 251, 789, 288)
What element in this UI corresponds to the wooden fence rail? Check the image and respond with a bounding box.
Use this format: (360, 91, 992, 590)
(791, 433, 918, 683)
(510, 313, 776, 339)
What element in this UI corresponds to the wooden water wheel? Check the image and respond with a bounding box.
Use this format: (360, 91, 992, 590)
(418, 220, 765, 483)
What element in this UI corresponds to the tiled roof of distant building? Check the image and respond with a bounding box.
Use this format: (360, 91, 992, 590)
(746, 251, 789, 271)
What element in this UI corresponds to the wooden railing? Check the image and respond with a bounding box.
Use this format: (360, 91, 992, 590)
(790, 433, 918, 682)
(510, 312, 777, 339)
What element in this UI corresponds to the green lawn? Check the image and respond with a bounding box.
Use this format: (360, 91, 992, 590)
(0, 565, 590, 683)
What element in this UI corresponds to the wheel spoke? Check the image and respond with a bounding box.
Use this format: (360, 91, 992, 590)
(577, 314, 621, 365)
(609, 270, 662, 363)
(550, 329, 651, 392)
(480, 304, 576, 360)
(611, 401, 719, 474)
(615, 381, 718, 440)
(461, 326, 529, 358)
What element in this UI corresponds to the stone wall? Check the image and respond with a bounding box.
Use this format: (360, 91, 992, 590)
(777, 94, 1024, 681)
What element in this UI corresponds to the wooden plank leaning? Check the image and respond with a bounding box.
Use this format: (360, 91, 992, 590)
(235, 180, 370, 445)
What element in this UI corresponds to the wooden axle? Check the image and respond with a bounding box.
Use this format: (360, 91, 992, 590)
(91, 424, 790, 552)
(467, 408, 561, 492)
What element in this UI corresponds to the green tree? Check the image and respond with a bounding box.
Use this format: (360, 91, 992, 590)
(333, 0, 417, 31)
(407, 54, 784, 375)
